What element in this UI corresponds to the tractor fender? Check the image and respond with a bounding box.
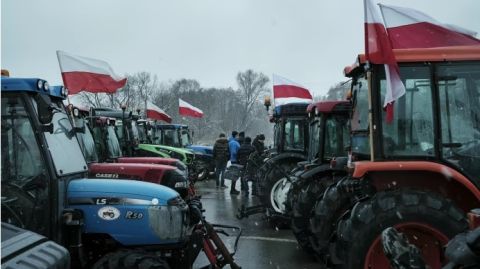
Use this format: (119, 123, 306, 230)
(67, 179, 189, 246)
(352, 161, 480, 212)
(261, 152, 307, 176)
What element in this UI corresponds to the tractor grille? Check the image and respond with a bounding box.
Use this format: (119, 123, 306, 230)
(148, 202, 189, 241)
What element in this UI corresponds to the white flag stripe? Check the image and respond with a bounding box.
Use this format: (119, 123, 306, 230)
(179, 99, 203, 113)
(56, 51, 125, 81)
(274, 97, 313, 106)
(272, 74, 305, 88)
(379, 4, 477, 37)
(147, 101, 167, 114)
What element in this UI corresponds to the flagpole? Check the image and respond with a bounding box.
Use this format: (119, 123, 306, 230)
(366, 64, 375, 162)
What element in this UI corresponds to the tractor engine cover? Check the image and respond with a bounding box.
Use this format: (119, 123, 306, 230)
(67, 178, 189, 245)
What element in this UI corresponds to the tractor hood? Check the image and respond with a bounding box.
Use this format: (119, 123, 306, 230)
(187, 145, 213, 155)
(88, 162, 175, 180)
(67, 178, 179, 206)
(117, 157, 179, 166)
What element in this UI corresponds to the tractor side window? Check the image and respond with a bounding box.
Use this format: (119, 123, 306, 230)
(106, 126, 122, 159)
(284, 120, 305, 151)
(324, 115, 349, 159)
(164, 129, 180, 147)
(1, 95, 49, 235)
(308, 120, 321, 161)
(380, 66, 434, 157)
(438, 63, 480, 182)
(76, 122, 99, 163)
(181, 130, 190, 147)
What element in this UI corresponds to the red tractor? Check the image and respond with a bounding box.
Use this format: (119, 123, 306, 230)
(69, 106, 191, 198)
(285, 100, 351, 253)
(309, 46, 480, 268)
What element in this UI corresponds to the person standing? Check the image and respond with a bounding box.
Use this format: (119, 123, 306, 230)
(238, 131, 245, 145)
(213, 133, 229, 188)
(252, 134, 266, 154)
(228, 131, 241, 194)
(237, 136, 255, 196)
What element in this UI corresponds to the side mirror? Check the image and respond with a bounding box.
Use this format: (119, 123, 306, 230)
(34, 93, 54, 125)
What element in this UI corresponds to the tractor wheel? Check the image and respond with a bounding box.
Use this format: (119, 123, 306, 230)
(309, 178, 355, 261)
(291, 177, 331, 254)
(92, 250, 171, 269)
(335, 189, 468, 269)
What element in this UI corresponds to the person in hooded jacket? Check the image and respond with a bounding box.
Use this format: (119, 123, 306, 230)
(213, 133, 230, 188)
(237, 136, 255, 195)
(252, 134, 266, 154)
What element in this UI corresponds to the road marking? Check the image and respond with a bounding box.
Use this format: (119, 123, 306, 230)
(241, 236, 297, 243)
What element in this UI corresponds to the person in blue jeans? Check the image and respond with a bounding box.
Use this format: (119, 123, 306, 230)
(228, 131, 241, 194)
(213, 133, 230, 188)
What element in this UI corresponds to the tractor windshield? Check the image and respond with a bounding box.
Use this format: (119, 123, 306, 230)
(380, 65, 435, 157)
(437, 62, 480, 182)
(180, 129, 191, 147)
(283, 119, 306, 151)
(136, 122, 148, 143)
(42, 101, 87, 175)
(164, 129, 181, 147)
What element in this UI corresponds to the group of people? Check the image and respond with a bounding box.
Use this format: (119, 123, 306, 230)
(212, 131, 265, 195)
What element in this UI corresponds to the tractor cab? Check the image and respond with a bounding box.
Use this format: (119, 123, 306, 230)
(346, 46, 480, 185)
(153, 124, 192, 148)
(270, 103, 309, 156)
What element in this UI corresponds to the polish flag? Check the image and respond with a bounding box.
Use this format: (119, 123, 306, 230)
(379, 4, 480, 49)
(146, 101, 172, 123)
(273, 74, 313, 107)
(364, 0, 405, 123)
(179, 99, 203, 118)
(56, 51, 127, 95)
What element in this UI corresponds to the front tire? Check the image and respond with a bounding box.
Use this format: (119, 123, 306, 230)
(335, 189, 468, 269)
(92, 250, 171, 269)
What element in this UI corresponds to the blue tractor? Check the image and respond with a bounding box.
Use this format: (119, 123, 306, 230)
(0, 75, 241, 269)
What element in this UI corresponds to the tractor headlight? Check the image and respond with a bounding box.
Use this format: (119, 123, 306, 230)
(174, 181, 188, 188)
(61, 86, 68, 97)
(73, 108, 80, 117)
(43, 82, 49, 91)
(37, 80, 44, 90)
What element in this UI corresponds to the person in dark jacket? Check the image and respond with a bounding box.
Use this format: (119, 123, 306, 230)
(252, 134, 266, 154)
(213, 133, 230, 188)
(238, 131, 245, 145)
(237, 136, 255, 195)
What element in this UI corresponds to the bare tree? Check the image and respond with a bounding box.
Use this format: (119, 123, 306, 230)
(236, 69, 269, 131)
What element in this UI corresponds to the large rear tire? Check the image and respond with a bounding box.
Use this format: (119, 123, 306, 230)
(92, 250, 171, 269)
(291, 177, 331, 254)
(335, 189, 468, 269)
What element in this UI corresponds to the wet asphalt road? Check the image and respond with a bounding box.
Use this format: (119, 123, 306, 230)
(192, 178, 321, 269)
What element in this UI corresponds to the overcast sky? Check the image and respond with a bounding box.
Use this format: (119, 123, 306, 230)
(2, 0, 479, 97)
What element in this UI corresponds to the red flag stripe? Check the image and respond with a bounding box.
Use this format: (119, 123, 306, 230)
(273, 85, 313, 99)
(179, 107, 203, 118)
(386, 22, 480, 49)
(61, 72, 127, 95)
(146, 109, 172, 123)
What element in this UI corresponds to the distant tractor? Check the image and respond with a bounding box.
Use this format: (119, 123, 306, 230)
(285, 100, 351, 253)
(309, 46, 480, 268)
(152, 123, 215, 181)
(237, 103, 309, 225)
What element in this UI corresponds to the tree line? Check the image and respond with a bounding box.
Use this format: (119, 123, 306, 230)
(76, 70, 273, 145)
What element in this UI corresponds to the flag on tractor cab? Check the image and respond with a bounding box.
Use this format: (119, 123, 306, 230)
(364, 0, 405, 123)
(179, 99, 203, 118)
(56, 50, 127, 95)
(378, 4, 480, 49)
(146, 101, 172, 123)
(272, 74, 313, 107)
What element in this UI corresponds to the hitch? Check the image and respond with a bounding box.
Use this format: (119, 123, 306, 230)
(236, 204, 265, 219)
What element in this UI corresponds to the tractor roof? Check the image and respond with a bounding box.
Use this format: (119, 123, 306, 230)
(92, 107, 140, 120)
(344, 45, 480, 77)
(1, 77, 67, 99)
(272, 103, 309, 118)
(154, 124, 188, 130)
(307, 100, 351, 114)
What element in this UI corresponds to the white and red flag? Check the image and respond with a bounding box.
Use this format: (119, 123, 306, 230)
(56, 50, 127, 95)
(146, 101, 172, 123)
(179, 99, 203, 118)
(378, 4, 480, 49)
(364, 0, 405, 123)
(272, 74, 313, 107)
